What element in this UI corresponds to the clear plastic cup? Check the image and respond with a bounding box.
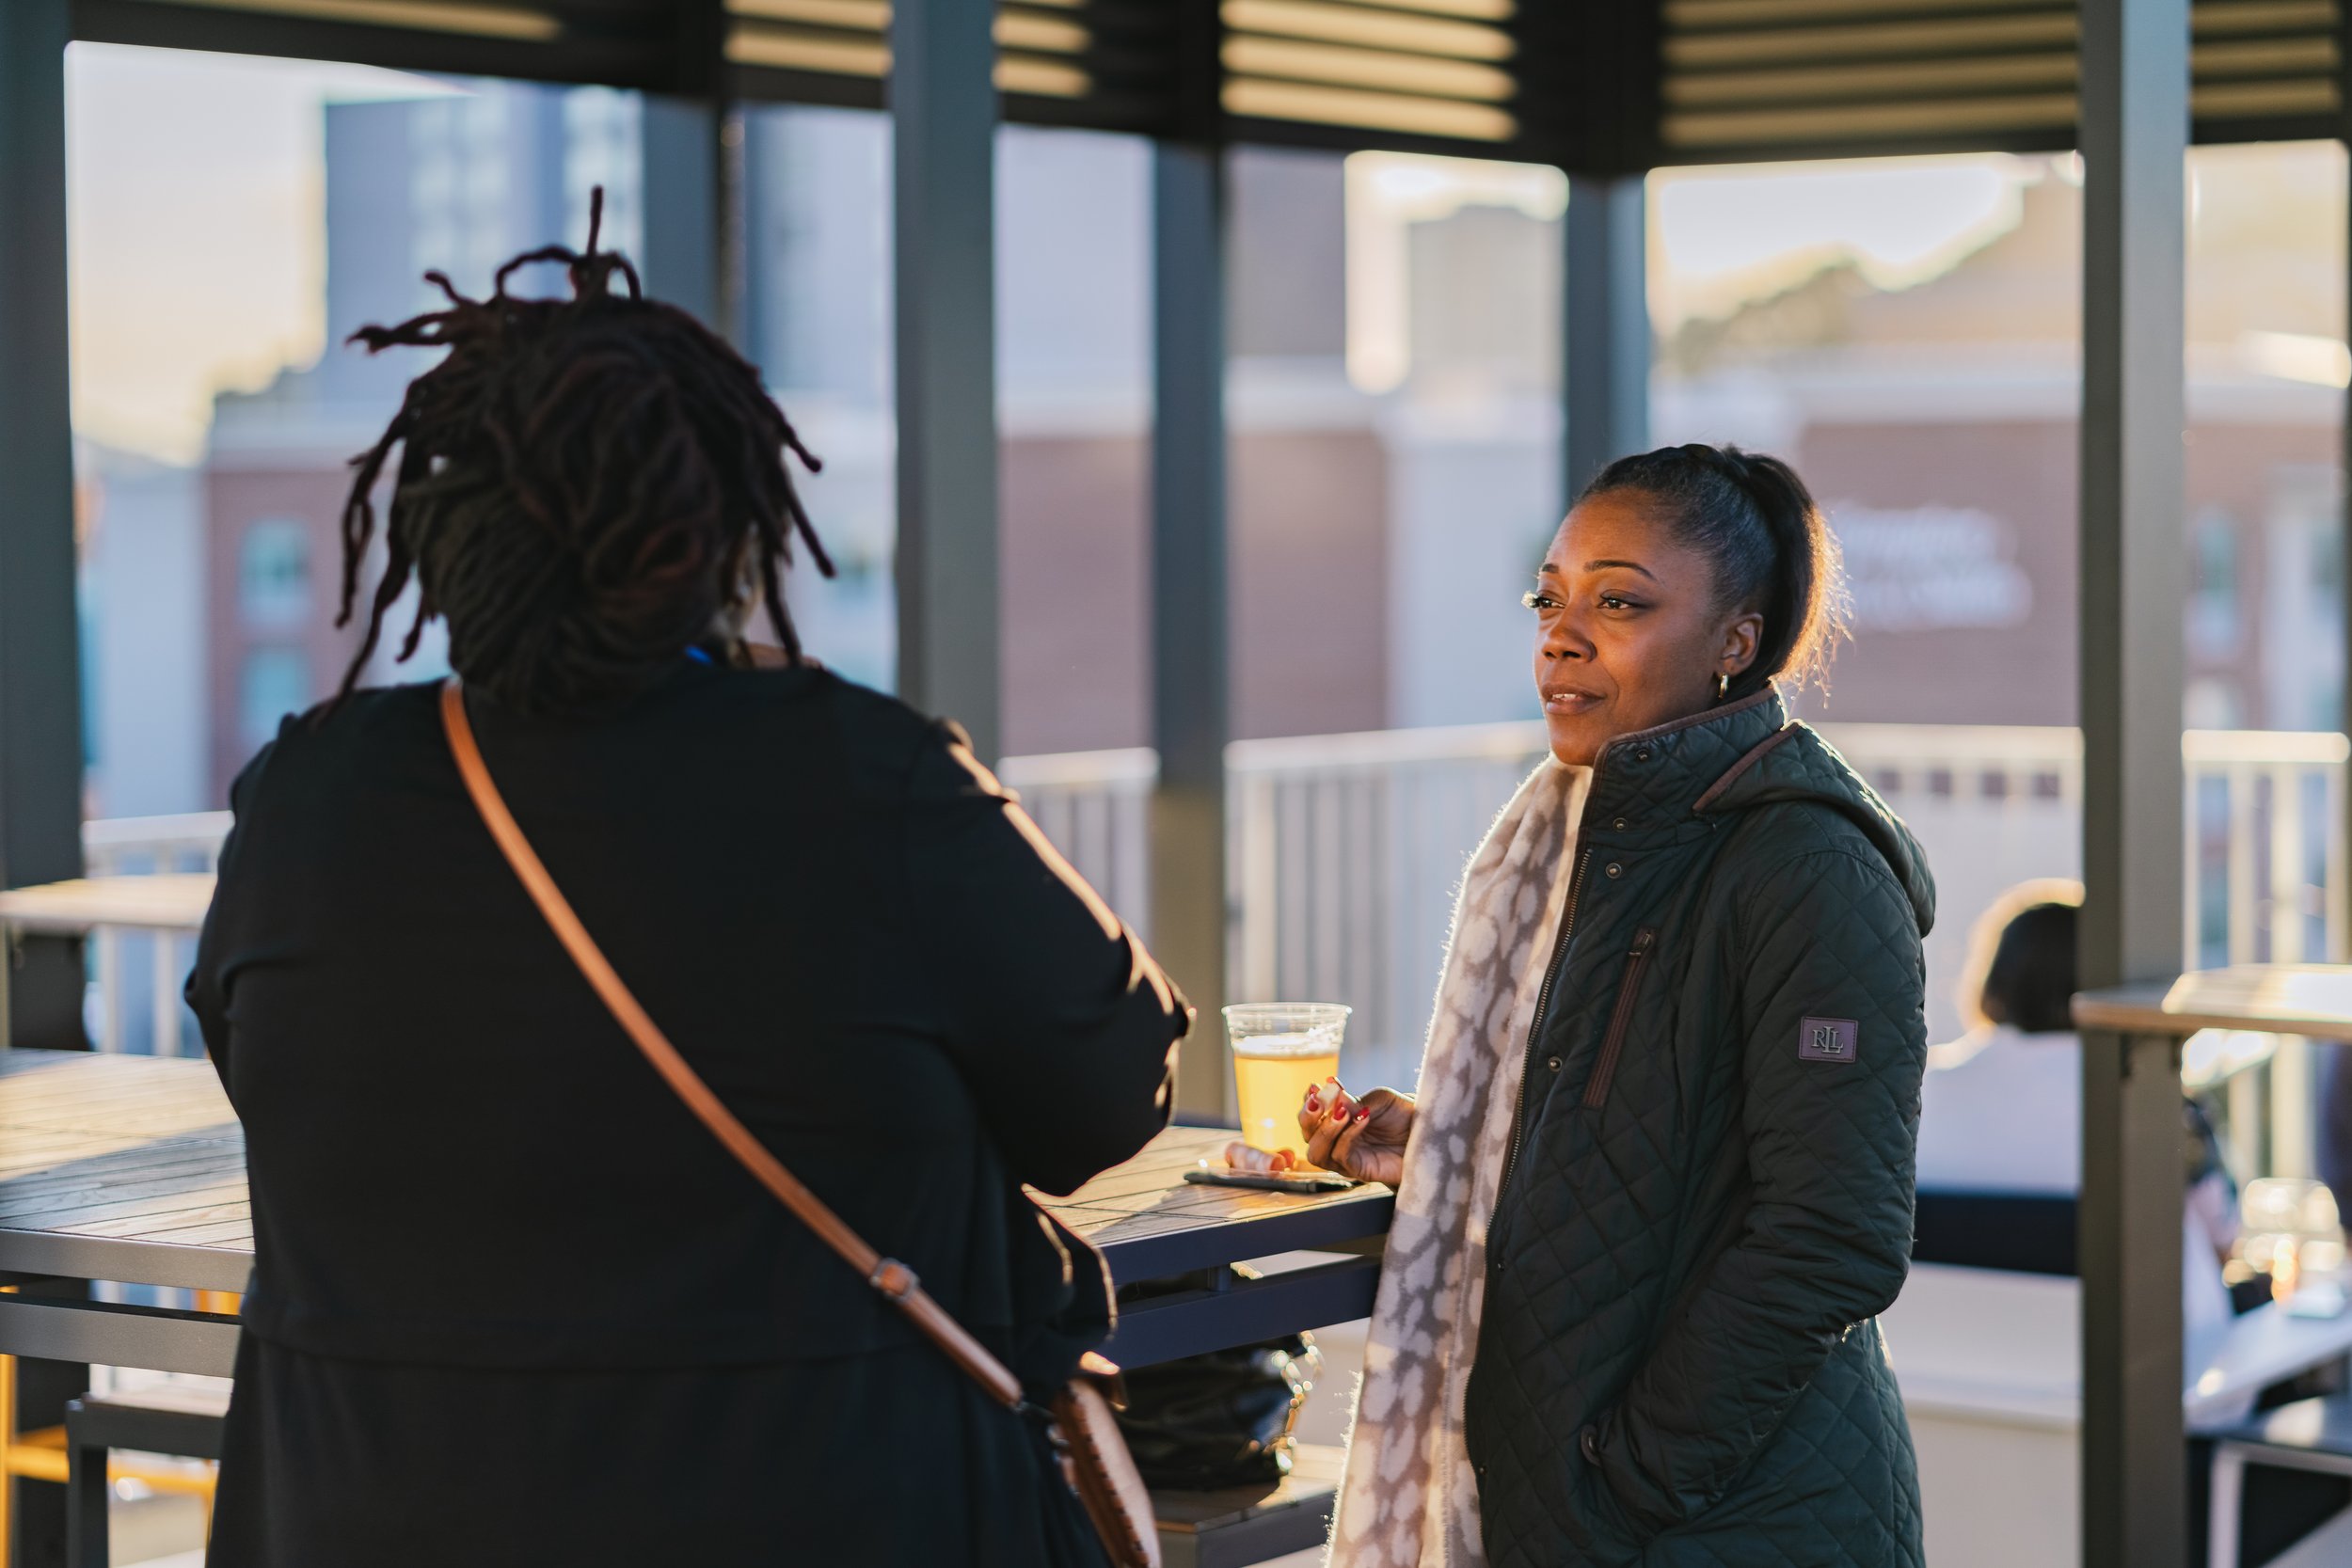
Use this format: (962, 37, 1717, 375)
(1223, 1003, 1350, 1160)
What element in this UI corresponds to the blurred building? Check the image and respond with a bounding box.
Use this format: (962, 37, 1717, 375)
(199, 83, 641, 802)
(78, 442, 206, 819)
(163, 93, 2346, 808)
(1661, 155, 2345, 736)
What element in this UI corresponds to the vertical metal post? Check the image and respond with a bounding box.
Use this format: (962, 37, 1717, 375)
(2342, 153, 2352, 965)
(639, 0, 729, 338)
(0, 0, 87, 1053)
(1152, 142, 1231, 1119)
(639, 97, 724, 333)
(890, 0, 1000, 758)
(0, 20, 87, 1564)
(1564, 173, 1650, 499)
(2077, 0, 2189, 1563)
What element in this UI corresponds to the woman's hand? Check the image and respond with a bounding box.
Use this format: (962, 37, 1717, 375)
(1297, 1078, 1414, 1188)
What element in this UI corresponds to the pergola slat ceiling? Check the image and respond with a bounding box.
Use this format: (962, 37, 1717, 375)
(724, 0, 1103, 105)
(1662, 0, 2344, 156)
(1219, 0, 1520, 145)
(65, 0, 2352, 167)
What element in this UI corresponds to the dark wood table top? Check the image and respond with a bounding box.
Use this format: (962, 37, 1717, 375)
(0, 1048, 1391, 1294)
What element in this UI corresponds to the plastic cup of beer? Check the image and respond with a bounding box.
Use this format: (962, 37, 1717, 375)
(1223, 1003, 1350, 1162)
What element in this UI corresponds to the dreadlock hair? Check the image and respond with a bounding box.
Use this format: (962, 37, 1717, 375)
(333, 189, 833, 717)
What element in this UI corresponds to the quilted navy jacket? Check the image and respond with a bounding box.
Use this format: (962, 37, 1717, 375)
(1466, 689, 1935, 1568)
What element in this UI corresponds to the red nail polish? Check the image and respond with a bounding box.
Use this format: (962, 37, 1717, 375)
(1356, 1107, 1371, 1124)
(1305, 1090, 1320, 1112)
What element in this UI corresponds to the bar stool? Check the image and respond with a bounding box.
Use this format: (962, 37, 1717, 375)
(0, 1278, 235, 1566)
(63, 1387, 227, 1568)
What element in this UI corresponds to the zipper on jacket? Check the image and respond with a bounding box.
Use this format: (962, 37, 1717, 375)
(1489, 844, 1591, 1233)
(1581, 927, 1658, 1110)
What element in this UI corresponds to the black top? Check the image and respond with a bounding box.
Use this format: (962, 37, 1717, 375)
(187, 661, 1187, 1566)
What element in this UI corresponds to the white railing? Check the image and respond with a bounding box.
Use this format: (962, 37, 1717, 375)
(78, 812, 230, 1055)
(2181, 730, 2351, 1177)
(1013, 723, 2349, 1094)
(1001, 748, 1154, 924)
(79, 732, 2351, 1120)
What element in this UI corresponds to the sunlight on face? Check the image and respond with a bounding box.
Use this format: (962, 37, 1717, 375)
(1528, 493, 1760, 768)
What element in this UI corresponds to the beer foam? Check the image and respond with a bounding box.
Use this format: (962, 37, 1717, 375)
(1232, 1029, 1341, 1059)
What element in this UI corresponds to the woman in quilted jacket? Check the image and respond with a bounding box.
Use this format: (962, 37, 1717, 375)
(1302, 444, 1933, 1568)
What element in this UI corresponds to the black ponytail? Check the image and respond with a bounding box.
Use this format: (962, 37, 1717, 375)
(1576, 443, 1846, 700)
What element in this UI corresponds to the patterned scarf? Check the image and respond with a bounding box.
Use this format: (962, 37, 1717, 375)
(1327, 757, 1590, 1568)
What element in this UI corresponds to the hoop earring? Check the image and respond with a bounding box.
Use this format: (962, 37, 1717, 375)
(1716, 672, 1730, 700)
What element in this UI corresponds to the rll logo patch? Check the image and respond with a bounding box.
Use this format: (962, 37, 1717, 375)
(1798, 1017, 1859, 1065)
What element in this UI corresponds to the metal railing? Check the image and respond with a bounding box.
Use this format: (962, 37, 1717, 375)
(1008, 722, 2351, 1092)
(76, 730, 2352, 1108)
(78, 813, 231, 1056)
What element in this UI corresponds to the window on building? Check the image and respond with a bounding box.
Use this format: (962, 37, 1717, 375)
(238, 646, 310, 752)
(238, 516, 312, 629)
(2190, 508, 2243, 663)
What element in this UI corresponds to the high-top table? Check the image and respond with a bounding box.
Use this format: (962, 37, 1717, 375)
(0, 1047, 1390, 1378)
(2073, 964, 2352, 1568)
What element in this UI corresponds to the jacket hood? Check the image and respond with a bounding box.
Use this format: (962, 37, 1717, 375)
(1695, 720, 1937, 937)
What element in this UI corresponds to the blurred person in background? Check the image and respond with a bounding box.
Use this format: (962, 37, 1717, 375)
(187, 210, 1188, 1567)
(1299, 445, 1933, 1568)
(1917, 881, 2239, 1378)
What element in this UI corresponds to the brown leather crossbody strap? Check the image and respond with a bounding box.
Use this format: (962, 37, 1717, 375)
(438, 678, 1025, 1410)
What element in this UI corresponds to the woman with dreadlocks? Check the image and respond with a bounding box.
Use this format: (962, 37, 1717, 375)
(186, 201, 1187, 1566)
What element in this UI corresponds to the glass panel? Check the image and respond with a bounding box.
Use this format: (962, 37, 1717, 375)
(1228, 144, 1565, 749)
(68, 44, 646, 816)
(739, 103, 898, 692)
(238, 517, 313, 631)
(996, 123, 1151, 757)
(1650, 152, 2082, 1046)
(1221, 143, 1565, 1076)
(2178, 141, 2348, 1202)
(2185, 140, 2346, 736)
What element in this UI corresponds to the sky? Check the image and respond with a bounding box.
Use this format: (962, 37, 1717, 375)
(1647, 154, 2035, 331)
(66, 43, 448, 464)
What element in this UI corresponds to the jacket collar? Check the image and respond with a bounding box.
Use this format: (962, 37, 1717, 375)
(1580, 689, 1791, 836)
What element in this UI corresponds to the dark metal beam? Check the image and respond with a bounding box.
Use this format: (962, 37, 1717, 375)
(639, 98, 724, 333)
(1564, 173, 1650, 499)
(889, 0, 1000, 759)
(72, 0, 667, 92)
(1151, 141, 1231, 1121)
(2075, 0, 2188, 1562)
(0, 0, 88, 1052)
(636, 1, 728, 338)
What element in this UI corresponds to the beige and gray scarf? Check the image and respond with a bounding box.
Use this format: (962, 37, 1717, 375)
(1327, 757, 1591, 1568)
